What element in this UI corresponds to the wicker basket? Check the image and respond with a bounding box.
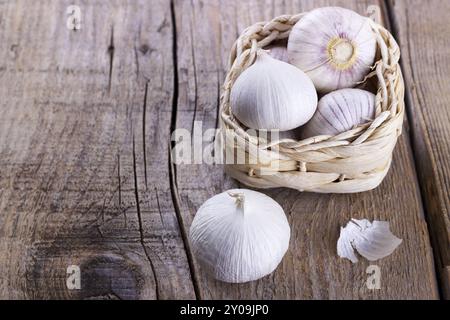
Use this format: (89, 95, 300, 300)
(219, 12, 404, 193)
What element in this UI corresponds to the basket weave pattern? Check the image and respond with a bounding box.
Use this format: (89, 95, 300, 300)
(220, 13, 404, 193)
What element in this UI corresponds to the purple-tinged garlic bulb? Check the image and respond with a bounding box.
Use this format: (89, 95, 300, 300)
(266, 45, 289, 62)
(287, 7, 377, 93)
(302, 88, 376, 138)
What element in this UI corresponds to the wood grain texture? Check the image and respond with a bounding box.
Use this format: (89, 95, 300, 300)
(171, 0, 439, 299)
(0, 0, 442, 300)
(387, 0, 450, 299)
(0, 0, 194, 299)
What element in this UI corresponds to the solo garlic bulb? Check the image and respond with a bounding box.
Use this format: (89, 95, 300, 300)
(287, 7, 377, 93)
(231, 50, 318, 131)
(302, 88, 376, 137)
(189, 189, 290, 283)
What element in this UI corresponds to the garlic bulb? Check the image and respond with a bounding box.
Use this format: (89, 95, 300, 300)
(337, 219, 402, 263)
(302, 88, 375, 138)
(287, 7, 377, 93)
(266, 45, 289, 62)
(231, 50, 318, 131)
(189, 189, 290, 283)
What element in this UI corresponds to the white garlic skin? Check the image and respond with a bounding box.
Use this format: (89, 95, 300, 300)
(266, 45, 289, 62)
(287, 7, 377, 93)
(189, 189, 290, 283)
(231, 51, 318, 131)
(337, 219, 402, 263)
(302, 88, 376, 138)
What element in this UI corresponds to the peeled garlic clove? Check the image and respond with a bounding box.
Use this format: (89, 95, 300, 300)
(231, 50, 318, 131)
(287, 7, 377, 93)
(337, 219, 402, 263)
(189, 189, 290, 283)
(302, 88, 375, 138)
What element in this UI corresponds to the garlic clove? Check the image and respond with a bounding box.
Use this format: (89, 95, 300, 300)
(231, 50, 318, 131)
(302, 88, 376, 138)
(287, 7, 377, 93)
(190, 189, 290, 283)
(337, 218, 402, 263)
(353, 220, 403, 261)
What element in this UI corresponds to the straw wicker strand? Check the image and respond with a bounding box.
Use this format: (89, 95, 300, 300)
(219, 12, 404, 193)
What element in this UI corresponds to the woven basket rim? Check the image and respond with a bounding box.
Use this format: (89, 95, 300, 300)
(219, 10, 405, 194)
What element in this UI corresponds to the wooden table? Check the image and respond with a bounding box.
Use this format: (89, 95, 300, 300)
(0, 0, 448, 300)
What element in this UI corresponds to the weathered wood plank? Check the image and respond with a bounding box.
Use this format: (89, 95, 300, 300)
(0, 0, 194, 299)
(171, 0, 439, 299)
(387, 0, 450, 299)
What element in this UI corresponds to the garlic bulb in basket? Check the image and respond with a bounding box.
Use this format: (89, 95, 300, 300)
(287, 7, 377, 93)
(266, 44, 289, 62)
(302, 88, 376, 138)
(189, 189, 290, 283)
(231, 50, 317, 131)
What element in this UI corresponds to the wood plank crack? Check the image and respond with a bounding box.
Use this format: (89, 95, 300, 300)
(132, 135, 160, 299)
(168, 0, 201, 299)
(107, 25, 115, 93)
(168, 146, 201, 299)
(117, 153, 122, 206)
(384, 0, 444, 298)
(143, 82, 149, 189)
(189, 7, 199, 135)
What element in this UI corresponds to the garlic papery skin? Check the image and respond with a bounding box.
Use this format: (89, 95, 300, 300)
(302, 88, 376, 138)
(287, 7, 377, 93)
(266, 45, 289, 62)
(189, 189, 290, 283)
(337, 219, 402, 263)
(231, 50, 318, 131)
